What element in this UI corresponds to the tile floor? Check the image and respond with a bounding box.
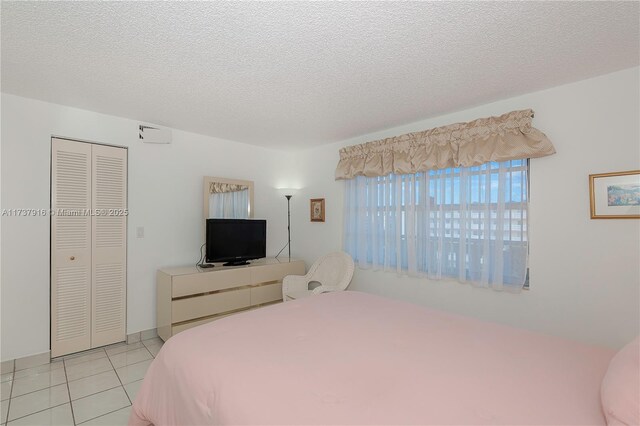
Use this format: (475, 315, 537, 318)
(1, 337, 163, 425)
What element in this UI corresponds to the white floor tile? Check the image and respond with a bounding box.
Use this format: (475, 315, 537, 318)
(80, 406, 131, 426)
(1, 399, 9, 423)
(63, 351, 106, 368)
(105, 343, 144, 357)
(1, 381, 12, 401)
(115, 360, 152, 385)
(68, 371, 121, 401)
(142, 337, 162, 346)
(7, 383, 69, 421)
(108, 348, 151, 369)
(143, 343, 162, 358)
(65, 358, 112, 382)
(13, 361, 64, 380)
(71, 387, 130, 424)
(11, 368, 67, 397)
(123, 380, 143, 402)
(7, 403, 73, 426)
(0, 374, 13, 384)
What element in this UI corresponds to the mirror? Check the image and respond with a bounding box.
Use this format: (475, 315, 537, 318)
(203, 176, 254, 219)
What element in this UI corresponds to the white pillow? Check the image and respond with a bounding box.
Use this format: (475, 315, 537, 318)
(601, 336, 639, 425)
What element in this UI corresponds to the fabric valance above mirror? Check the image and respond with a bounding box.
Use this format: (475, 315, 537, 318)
(203, 177, 254, 220)
(209, 182, 249, 194)
(335, 109, 556, 180)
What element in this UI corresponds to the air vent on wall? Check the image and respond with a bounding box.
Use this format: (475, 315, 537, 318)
(139, 125, 172, 144)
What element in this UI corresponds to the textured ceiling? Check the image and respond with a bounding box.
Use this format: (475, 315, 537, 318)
(2, 2, 638, 150)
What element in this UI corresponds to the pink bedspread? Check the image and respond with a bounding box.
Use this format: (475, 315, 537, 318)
(130, 291, 614, 425)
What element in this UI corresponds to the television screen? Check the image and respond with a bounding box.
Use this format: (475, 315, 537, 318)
(205, 219, 266, 266)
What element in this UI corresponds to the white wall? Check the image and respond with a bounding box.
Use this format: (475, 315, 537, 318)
(0, 94, 297, 361)
(1, 67, 638, 361)
(290, 67, 640, 349)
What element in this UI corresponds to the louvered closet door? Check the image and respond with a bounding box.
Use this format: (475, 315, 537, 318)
(51, 138, 92, 357)
(91, 144, 127, 347)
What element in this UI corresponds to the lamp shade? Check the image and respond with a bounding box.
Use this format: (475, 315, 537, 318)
(277, 188, 299, 197)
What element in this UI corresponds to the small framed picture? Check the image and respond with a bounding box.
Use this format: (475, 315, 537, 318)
(310, 198, 325, 222)
(589, 170, 640, 219)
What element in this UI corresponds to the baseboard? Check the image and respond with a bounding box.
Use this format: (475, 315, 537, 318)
(1, 351, 51, 374)
(1, 359, 15, 375)
(127, 328, 158, 344)
(1, 328, 158, 371)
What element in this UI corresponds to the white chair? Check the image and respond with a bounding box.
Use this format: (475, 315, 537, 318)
(282, 252, 355, 301)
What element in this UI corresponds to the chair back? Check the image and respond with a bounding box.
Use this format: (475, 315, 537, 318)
(307, 252, 355, 291)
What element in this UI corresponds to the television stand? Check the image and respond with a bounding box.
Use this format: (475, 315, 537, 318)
(223, 260, 250, 266)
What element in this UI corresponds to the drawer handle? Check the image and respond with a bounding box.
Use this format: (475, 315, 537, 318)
(70, 256, 76, 261)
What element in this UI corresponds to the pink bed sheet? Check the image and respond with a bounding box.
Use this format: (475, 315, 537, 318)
(130, 291, 614, 425)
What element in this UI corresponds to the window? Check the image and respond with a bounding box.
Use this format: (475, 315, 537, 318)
(343, 160, 529, 291)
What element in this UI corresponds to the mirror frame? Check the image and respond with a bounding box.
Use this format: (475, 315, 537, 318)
(203, 176, 255, 220)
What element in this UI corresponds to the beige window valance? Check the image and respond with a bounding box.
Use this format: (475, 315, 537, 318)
(335, 109, 555, 180)
(209, 182, 249, 194)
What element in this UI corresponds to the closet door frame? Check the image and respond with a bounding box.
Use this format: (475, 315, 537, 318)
(50, 136, 128, 357)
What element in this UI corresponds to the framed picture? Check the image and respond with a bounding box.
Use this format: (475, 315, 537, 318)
(589, 170, 640, 219)
(310, 198, 325, 222)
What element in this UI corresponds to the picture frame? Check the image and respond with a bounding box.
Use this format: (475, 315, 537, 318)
(589, 170, 640, 219)
(310, 198, 325, 222)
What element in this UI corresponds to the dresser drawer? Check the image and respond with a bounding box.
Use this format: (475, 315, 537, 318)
(172, 288, 250, 323)
(172, 268, 251, 298)
(172, 317, 216, 335)
(250, 282, 282, 306)
(171, 313, 234, 335)
(250, 261, 305, 284)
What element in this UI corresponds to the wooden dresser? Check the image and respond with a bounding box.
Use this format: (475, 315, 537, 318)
(156, 258, 305, 341)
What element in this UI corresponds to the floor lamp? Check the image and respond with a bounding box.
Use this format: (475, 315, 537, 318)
(276, 189, 296, 260)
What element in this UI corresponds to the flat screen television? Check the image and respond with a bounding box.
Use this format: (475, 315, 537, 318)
(205, 219, 267, 266)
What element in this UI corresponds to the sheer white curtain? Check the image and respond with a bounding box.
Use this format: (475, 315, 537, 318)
(343, 160, 529, 292)
(209, 189, 249, 219)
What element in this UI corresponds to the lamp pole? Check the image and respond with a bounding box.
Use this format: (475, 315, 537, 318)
(276, 194, 293, 260)
(286, 195, 292, 260)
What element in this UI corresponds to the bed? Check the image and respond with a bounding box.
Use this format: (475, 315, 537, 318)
(129, 291, 624, 425)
